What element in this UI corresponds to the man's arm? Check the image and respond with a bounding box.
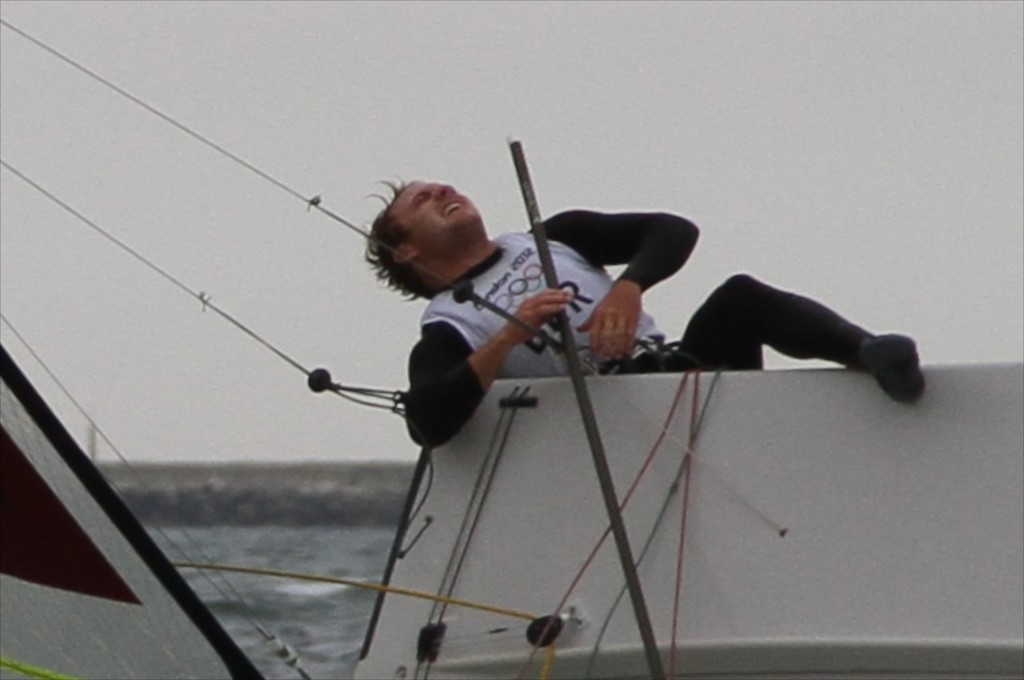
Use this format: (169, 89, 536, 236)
(545, 210, 699, 289)
(545, 210, 699, 359)
(402, 322, 481, 446)
(403, 289, 572, 446)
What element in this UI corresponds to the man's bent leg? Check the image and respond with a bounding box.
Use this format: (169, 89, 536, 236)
(679, 274, 923, 401)
(679, 274, 870, 367)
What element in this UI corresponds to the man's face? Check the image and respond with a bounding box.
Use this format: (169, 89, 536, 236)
(389, 181, 483, 259)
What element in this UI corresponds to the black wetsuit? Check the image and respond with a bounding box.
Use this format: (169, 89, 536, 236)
(402, 211, 869, 446)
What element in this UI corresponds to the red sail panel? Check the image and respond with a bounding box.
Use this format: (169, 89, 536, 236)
(0, 427, 140, 604)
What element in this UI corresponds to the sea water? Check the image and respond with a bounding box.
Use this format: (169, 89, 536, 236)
(151, 525, 396, 680)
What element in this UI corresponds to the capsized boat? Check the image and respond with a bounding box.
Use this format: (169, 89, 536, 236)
(356, 364, 1024, 679)
(0, 344, 263, 680)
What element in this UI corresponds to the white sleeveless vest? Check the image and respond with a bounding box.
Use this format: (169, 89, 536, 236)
(421, 233, 664, 378)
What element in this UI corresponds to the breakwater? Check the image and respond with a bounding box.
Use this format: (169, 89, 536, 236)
(99, 461, 416, 527)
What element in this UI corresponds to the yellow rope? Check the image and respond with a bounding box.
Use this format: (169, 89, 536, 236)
(538, 642, 557, 680)
(0, 657, 78, 680)
(173, 561, 537, 622)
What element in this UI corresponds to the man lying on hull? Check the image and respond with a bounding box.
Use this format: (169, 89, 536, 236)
(366, 181, 925, 446)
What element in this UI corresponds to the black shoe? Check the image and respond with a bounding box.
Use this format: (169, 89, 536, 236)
(859, 334, 925, 403)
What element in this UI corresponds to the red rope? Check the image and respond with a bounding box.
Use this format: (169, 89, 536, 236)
(622, 370, 693, 506)
(668, 372, 701, 678)
(516, 371, 694, 679)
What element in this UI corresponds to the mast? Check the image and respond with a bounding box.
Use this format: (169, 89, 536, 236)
(508, 141, 666, 680)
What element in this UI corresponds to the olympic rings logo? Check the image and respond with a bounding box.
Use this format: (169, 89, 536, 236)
(493, 263, 544, 311)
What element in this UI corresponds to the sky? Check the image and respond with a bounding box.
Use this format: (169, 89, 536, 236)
(1, 1, 1021, 464)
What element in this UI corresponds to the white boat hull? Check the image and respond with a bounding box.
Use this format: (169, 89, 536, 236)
(357, 364, 1024, 679)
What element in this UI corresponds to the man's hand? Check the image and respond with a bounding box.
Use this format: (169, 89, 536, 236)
(501, 289, 574, 345)
(468, 289, 572, 392)
(578, 280, 643, 360)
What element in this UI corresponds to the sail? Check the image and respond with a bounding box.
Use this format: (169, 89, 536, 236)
(0, 344, 263, 680)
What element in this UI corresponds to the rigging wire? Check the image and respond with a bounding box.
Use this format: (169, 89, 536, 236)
(0, 18, 414, 285)
(0, 158, 404, 416)
(419, 390, 523, 680)
(0, 158, 309, 378)
(433, 394, 519, 620)
(0, 17, 588, 373)
(0, 19, 308, 206)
